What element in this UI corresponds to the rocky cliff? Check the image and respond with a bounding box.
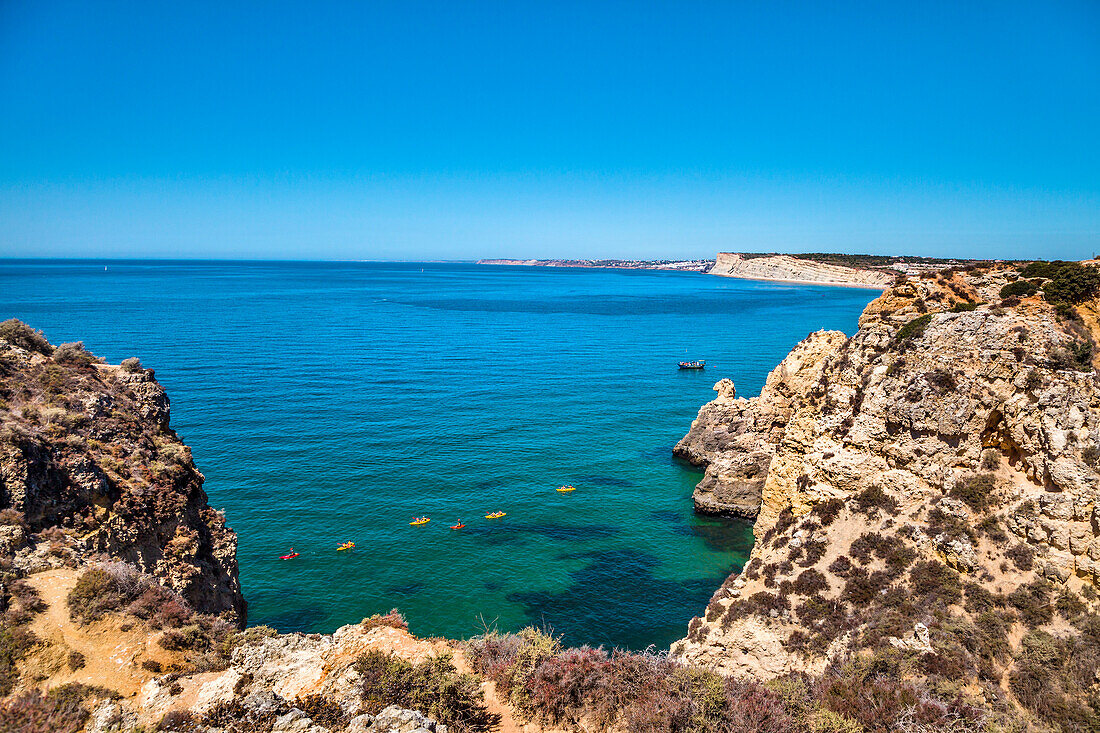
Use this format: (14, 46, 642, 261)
(673, 263, 1100, 729)
(0, 322, 245, 621)
(710, 252, 896, 288)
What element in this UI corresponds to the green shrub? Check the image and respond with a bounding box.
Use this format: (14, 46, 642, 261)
(293, 694, 348, 729)
(1020, 261, 1063, 278)
(852, 485, 898, 515)
(810, 498, 844, 527)
(1006, 543, 1035, 571)
(354, 650, 496, 731)
(67, 569, 124, 622)
(0, 689, 86, 733)
(895, 314, 932, 343)
(120, 356, 143, 372)
(1051, 340, 1094, 371)
(1008, 580, 1053, 627)
(0, 319, 53, 355)
(1054, 301, 1080, 321)
(923, 369, 956, 391)
(908, 561, 962, 605)
(949, 301, 979, 312)
(53, 342, 98, 367)
(999, 279, 1038, 299)
(0, 624, 38, 696)
(1010, 630, 1100, 730)
(361, 609, 408, 632)
(949, 473, 996, 512)
(977, 514, 1007, 542)
(157, 624, 210, 652)
(1042, 262, 1100, 305)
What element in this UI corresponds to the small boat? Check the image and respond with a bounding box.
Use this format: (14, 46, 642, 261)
(410, 517, 431, 526)
(337, 541, 355, 551)
(485, 511, 506, 519)
(557, 485, 577, 492)
(280, 549, 299, 560)
(450, 523, 466, 530)
(678, 360, 706, 370)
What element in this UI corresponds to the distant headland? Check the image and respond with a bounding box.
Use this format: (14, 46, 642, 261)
(478, 252, 980, 289)
(476, 257, 713, 271)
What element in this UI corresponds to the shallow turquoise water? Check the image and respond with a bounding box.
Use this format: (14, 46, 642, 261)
(0, 260, 872, 649)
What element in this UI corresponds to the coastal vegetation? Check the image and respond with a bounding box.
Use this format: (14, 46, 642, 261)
(464, 628, 990, 732)
(675, 261, 1100, 733)
(1017, 260, 1100, 305)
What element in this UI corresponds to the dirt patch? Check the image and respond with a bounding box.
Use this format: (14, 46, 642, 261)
(22, 567, 181, 698)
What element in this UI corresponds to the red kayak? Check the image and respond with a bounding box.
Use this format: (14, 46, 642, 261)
(280, 550, 300, 560)
(450, 523, 466, 530)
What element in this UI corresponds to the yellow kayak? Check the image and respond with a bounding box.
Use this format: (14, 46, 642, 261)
(557, 485, 576, 492)
(410, 518, 431, 526)
(337, 542, 355, 551)
(485, 511, 506, 519)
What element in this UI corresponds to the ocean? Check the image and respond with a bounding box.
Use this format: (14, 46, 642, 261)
(0, 260, 873, 649)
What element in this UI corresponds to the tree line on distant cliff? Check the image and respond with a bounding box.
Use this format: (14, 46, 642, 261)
(736, 252, 972, 269)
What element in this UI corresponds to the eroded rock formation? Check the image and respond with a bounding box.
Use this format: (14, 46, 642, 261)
(673, 265, 1100, 693)
(709, 252, 896, 288)
(0, 326, 246, 621)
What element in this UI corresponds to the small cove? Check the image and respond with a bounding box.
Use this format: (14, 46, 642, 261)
(0, 260, 873, 649)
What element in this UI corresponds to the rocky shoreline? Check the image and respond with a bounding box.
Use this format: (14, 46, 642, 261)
(671, 262, 1100, 727)
(3, 254, 1100, 732)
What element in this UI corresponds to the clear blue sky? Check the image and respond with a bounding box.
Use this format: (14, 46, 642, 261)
(1, 1, 1097, 261)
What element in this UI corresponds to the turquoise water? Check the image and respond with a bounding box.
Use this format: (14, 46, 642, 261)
(0, 260, 872, 649)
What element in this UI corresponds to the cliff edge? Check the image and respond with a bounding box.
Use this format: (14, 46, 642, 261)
(710, 252, 896, 288)
(0, 322, 245, 621)
(673, 262, 1100, 729)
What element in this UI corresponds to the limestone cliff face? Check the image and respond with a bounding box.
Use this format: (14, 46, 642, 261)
(673, 266, 1100, 683)
(674, 330, 848, 516)
(0, 327, 246, 622)
(710, 253, 895, 288)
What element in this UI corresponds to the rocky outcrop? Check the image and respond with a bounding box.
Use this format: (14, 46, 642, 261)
(137, 623, 454, 731)
(0, 326, 245, 621)
(673, 265, 1100, 688)
(710, 253, 895, 288)
(674, 330, 848, 516)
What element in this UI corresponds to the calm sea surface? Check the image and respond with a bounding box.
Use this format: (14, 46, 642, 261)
(0, 260, 873, 649)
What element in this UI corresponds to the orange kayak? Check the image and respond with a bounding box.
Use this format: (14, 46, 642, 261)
(450, 523, 466, 530)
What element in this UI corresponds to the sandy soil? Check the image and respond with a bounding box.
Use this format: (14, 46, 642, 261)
(23, 567, 179, 698)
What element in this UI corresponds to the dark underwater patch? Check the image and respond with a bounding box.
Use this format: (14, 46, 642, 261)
(388, 581, 426, 596)
(648, 509, 682, 523)
(507, 548, 732, 650)
(690, 518, 755, 554)
(577, 475, 635, 488)
(465, 522, 620, 544)
(262, 606, 328, 634)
